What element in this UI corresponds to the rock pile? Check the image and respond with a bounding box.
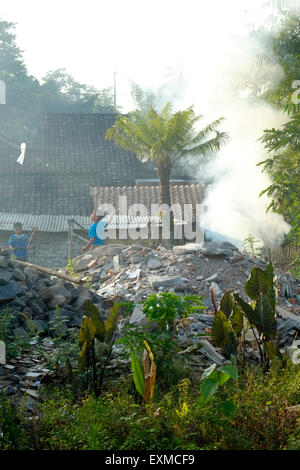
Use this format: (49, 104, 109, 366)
(0, 254, 103, 337)
(69, 241, 300, 349)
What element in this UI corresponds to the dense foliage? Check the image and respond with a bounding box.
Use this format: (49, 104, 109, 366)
(258, 12, 300, 244)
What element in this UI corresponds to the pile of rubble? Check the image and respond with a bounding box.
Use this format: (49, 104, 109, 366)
(70, 241, 300, 349)
(1, 240, 300, 406)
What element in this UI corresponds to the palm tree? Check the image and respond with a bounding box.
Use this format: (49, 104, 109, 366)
(105, 102, 229, 240)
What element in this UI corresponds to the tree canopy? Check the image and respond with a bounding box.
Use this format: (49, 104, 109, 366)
(105, 102, 229, 210)
(258, 11, 300, 243)
(0, 18, 117, 145)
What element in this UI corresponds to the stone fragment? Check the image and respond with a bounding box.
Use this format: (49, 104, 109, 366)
(205, 273, 220, 282)
(276, 306, 300, 330)
(0, 269, 12, 284)
(129, 305, 151, 328)
(12, 269, 26, 282)
(131, 255, 147, 264)
(32, 320, 48, 333)
(71, 288, 93, 309)
(4, 385, 16, 396)
(37, 287, 54, 302)
(50, 285, 72, 303)
(0, 281, 23, 303)
(0, 256, 9, 269)
(0, 340, 6, 365)
(25, 389, 39, 399)
(210, 281, 222, 296)
(173, 243, 204, 254)
(13, 327, 29, 338)
(147, 257, 162, 270)
(197, 339, 226, 365)
(202, 241, 238, 257)
(149, 275, 185, 290)
(74, 254, 94, 272)
(47, 295, 66, 309)
(24, 266, 41, 282)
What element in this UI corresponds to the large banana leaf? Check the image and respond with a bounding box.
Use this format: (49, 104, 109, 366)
(234, 291, 276, 340)
(130, 348, 145, 398)
(212, 310, 237, 357)
(79, 315, 97, 345)
(220, 292, 234, 317)
(83, 300, 105, 341)
(244, 267, 273, 300)
(254, 288, 277, 340)
(233, 294, 260, 326)
(230, 304, 244, 338)
(78, 316, 97, 371)
(104, 302, 120, 342)
(264, 263, 276, 284)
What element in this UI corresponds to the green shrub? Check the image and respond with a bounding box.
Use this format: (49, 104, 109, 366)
(21, 360, 300, 450)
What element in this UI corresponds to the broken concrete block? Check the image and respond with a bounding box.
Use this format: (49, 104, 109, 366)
(129, 305, 150, 328)
(0, 340, 6, 365)
(210, 281, 222, 296)
(276, 306, 300, 330)
(149, 275, 186, 290)
(147, 257, 162, 270)
(173, 243, 204, 254)
(197, 339, 226, 365)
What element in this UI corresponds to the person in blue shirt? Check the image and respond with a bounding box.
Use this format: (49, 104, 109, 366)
(82, 210, 108, 252)
(8, 222, 30, 261)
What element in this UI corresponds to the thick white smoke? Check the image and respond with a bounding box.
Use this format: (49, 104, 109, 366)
(201, 100, 290, 247)
(163, 28, 291, 248)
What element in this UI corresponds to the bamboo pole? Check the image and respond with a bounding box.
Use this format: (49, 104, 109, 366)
(70, 219, 88, 232)
(68, 219, 73, 260)
(72, 232, 90, 244)
(11, 259, 83, 284)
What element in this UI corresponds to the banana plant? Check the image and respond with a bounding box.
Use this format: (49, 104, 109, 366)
(211, 263, 279, 365)
(211, 291, 244, 358)
(78, 300, 120, 394)
(130, 340, 156, 404)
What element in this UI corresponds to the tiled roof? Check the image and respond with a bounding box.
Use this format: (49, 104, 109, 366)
(0, 114, 158, 222)
(0, 114, 201, 231)
(91, 183, 208, 222)
(42, 114, 156, 185)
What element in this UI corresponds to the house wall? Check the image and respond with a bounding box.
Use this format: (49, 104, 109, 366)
(0, 231, 83, 269)
(0, 228, 186, 269)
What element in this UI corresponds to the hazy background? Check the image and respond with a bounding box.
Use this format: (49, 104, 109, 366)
(1, 0, 296, 245)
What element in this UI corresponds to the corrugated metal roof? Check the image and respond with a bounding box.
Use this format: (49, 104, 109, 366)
(0, 213, 90, 233)
(0, 213, 185, 233)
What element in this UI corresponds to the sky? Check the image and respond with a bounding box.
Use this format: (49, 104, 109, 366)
(0, 0, 273, 111)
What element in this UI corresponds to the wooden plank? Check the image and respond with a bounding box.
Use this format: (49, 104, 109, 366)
(70, 218, 88, 232)
(12, 259, 82, 284)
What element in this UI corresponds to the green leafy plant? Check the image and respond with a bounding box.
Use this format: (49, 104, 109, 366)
(199, 362, 238, 417)
(78, 300, 120, 395)
(0, 308, 31, 359)
(118, 293, 204, 388)
(242, 234, 262, 257)
(141, 292, 205, 329)
(130, 340, 156, 404)
(65, 258, 79, 277)
(211, 262, 279, 366)
(290, 254, 300, 279)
